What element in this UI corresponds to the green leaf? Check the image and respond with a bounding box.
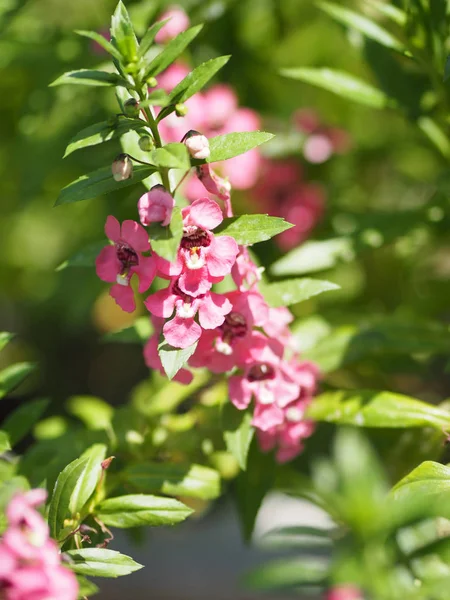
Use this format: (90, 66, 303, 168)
(318, 1, 407, 53)
(261, 525, 334, 549)
(215, 214, 293, 245)
(244, 556, 329, 590)
(306, 390, 450, 430)
(138, 19, 170, 58)
(158, 339, 198, 381)
(0, 431, 11, 454)
(48, 456, 91, 539)
(65, 548, 143, 578)
(56, 241, 106, 271)
(365, 0, 407, 26)
(56, 165, 156, 206)
(235, 440, 275, 542)
(157, 55, 231, 121)
(445, 55, 450, 82)
(207, 131, 275, 163)
(67, 396, 114, 430)
(110, 1, 139, 64)
(0, 362, 36, 399)
(64, 118, 149, 158)
(123, 462, 221, 500)
(0, 332, 14, 353)
(3, 398, 49, 447)
(103, 316, 153, 344)
(50, 70, 127, 87)
(271, 238, 354, 276)
(281, 67, 393, 109)
(148, 206, 183, 262)
(417, 116, 450, 158)
(76, 575, 99, 598)
(260, 278, 340, 308)
(68, 444, 107, 515)
(75, 30, 123, 61)
(96, 494, 193, 528)
(222, 403, 254, 471)
(144, 24, 203, 78)
(140, 89, 170, 107)
(151, 143, 190, 170)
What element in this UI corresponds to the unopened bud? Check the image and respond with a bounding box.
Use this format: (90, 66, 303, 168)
(138, 135, 154, 152)
(107, 114, 119, 128)
(138, 184, 175, 227)
(112, 154, 133, 182)
(101, 456, 115, 470)
(183, 130, 210, 160)
(124, 98, 140, 118)
(175, 103, 188, 117)
(147, 76, 158, 88)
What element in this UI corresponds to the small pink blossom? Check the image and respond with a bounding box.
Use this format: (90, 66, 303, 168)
(231, 248, 264, 291)
(183, 131, 210, 160)
(155, 6, 190, 44)
(303, 133, 334, 164)
(327, 585, 364, 600)
(145, 278, 232, 348)
(96, 216, 156, 312)
(138, 184, 175, 227)
(195, 164, 232, 216)
(155, 198, 238, 297)
(294, 108, 352, 163)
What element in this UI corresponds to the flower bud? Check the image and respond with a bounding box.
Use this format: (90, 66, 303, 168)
(138, 184, 175, 227)
(147, 76, 158, 88)
(175, 103, 188, 117)
(138, 135, 154, 152)
(124, 98, 140, 118)
(112, 154, 133, 182)
(101, 456, 115, 470)
(183, 130, 210, 160)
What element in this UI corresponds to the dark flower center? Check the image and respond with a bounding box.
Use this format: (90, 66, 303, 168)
(247, 363, 276, 382)
(181, 227, 211, 249)
(219, 311, 248, 342)
(116, 241, 139, 273)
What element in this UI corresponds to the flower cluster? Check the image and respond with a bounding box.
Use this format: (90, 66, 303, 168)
(0, 490, 78, 600)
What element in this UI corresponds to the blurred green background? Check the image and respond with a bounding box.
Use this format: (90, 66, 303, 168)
(1, 0, 449, 413)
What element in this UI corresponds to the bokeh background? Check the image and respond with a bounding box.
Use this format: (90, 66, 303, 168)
(1, 0, 450, 597)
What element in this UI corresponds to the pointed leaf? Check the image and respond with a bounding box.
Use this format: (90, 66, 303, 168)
(151, 143, 190, 170)
(123, 462, 221, 500)
(144, 25, 203, 78)
(307, 390, 450, 430)
(138, 19, 170, 58)
(281, 67, 393, 109)
(223, 403, 254, 470)
(67, 396, 114, 431)
(110, 1, 139, 63)
(0, 431, 11, 454)
(68, 444, 107, 515)
(271, 238, 354, 276)
(215, 214, 293, 245)
(56, 165, 156, 206)
(157, 55, 231, 121)
(365, 0, 406, 25)
(56, 241, 106, 271)
(64, 118, 149, 158)
(75, 30, 123, 61)
(318, 1, 407, 53)
(0, 333, 15, 353)
(65, 548, 142, 578)
(158, 339, 198, 381)
(245, 556, 329, 590)
(96, 494, 193, 528)
(148, 206, 183, 262)
(260, 278, 339, 307)
(207, 131, 274, 163)
(3, 398, 49, 447)
(0, 362, 36, 399)
(50, 70, 127, 87)
(76, 576, 99, 599)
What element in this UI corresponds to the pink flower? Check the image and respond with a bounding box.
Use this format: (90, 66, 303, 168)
(303, 133, 334, 164)
(189, 289, 270, 372)
(145, 278, 232, 348)
(96, 216, 156, 313)
(231, 248, 264, 291)
(155, 6, 190, 44)
(183, 130, 210, 160)
(195, 164, 232, 216)
(0, 491, 78, 600)
(294, 108, 352, 163)
(138, 184, 175, 227)
(155, 198, 238, 297)
(143, 330, 193, 383)
(327, 585, 364, 600)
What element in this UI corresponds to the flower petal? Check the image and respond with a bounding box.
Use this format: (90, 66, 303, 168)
(121, 220, 150, 252)
(252, 402, 284, 431)
(110, 284, 136, 313)
(163, 316, 201, 348)
(105, 215, 120, 242)
(188, 198, 223, 230)
(156, 254, 182, 278)
(198, 293, 232, 329)
(144, 288, 177, 318)
(228, 375, 252, 410)
(135, 256, 157, 293)
(95, 246, 119, 282)
(207, 236, 238, 278)
(178, 266, 212, 297)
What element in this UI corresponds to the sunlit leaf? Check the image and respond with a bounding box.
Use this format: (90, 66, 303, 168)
(144, 25, 203, 78)
(50, 70, 127, 87)
(223, 404, 254, 471)
(96, 494, 193, 528)
(215, 214, 293, 245)
(207, 131, 275, 163)
(148, 206, 183, 263)
(110, 1, 139, 64)
(3, 398, 49, 446)
(0, 362, 36, 399)
(75, 30, 123, 61)
(158, 337, 197, 381)
(68, 444, 107, 515)
(260, 278, 340, 307)
(66, 548, 143, 578)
